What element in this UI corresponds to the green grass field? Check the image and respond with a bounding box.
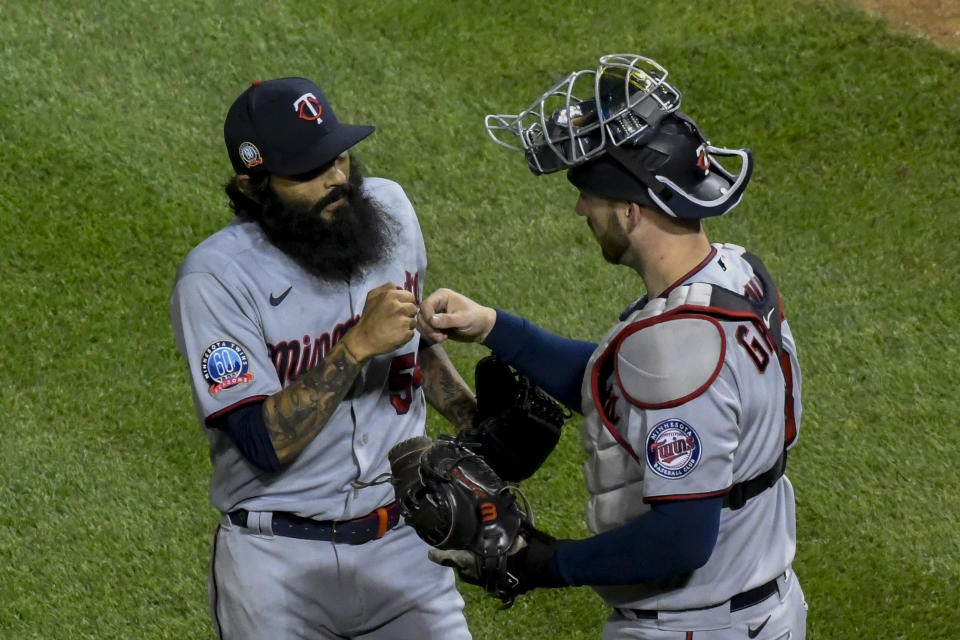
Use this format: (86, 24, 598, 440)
(2, 0, 958, 638)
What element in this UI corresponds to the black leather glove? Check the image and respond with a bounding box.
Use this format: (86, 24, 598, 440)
(457, 356, 568, 482)
(502, 524, 569, 593)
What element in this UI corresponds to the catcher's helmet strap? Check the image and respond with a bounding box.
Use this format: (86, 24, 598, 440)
(602, 108, 705, 199)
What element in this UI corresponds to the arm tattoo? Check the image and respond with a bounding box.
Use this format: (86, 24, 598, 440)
(262, 341, 363, 465)
(420, 344, 477, 432)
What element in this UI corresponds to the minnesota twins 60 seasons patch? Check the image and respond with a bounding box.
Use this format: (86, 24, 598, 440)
(201, 340, 253, 395)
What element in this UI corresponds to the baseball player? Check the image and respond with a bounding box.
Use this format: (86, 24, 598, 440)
(169, 77, 473, 640)
(418, 55, 807, 639)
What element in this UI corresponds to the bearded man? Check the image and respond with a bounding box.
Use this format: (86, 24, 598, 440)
(170, 77, 474, 640)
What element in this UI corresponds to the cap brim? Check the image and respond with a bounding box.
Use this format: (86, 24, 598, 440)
(273, 124, 375, 176)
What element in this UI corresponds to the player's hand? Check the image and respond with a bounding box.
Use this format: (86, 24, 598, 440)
(428, 549, 481, 581)
(428, 526, 567, 599)
(344, 283, 418, 361)
(418, 288, 496, 344)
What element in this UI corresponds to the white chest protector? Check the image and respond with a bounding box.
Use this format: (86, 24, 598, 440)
(579, 243, 802, 610)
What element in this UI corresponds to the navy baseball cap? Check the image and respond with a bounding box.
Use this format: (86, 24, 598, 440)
(224, 77, 375, 176)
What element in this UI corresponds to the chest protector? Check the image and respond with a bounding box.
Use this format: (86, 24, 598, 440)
(580, 245, 794, 534)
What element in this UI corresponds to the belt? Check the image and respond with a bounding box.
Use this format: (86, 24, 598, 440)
(227, 502, 400, 545)
(621, 576, 780, 620)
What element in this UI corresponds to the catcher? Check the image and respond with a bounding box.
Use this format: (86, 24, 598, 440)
(403, 54, 807, 640)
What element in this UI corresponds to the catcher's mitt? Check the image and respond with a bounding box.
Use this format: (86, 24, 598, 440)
(388, 436, 537, 603)
(456, 356, 569, 482)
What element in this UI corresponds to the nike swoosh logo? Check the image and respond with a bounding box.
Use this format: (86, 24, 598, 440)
(747, 615, 771, 638)
(763, 307, 775, 329)
(269, 286, 293, 306)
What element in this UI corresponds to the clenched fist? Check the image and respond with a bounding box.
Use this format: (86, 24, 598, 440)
(343, 283, 418, 361)
(417, 288, 496, 344)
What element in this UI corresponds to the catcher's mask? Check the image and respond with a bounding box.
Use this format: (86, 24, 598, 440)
(484, 54, 753, 220)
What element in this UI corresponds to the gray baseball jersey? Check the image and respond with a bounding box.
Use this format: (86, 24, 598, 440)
(171, 176, 471, 640)
(170, 177, 427, 520)
(580, 243, 802, 612)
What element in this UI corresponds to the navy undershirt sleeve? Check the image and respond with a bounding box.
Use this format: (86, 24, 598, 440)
(551, 496, 723, 586)
(481, 310, 596, 412)
(215, 402, 283, 473)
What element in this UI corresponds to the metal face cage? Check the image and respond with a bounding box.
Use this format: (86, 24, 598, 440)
(484, 54, 682, 174)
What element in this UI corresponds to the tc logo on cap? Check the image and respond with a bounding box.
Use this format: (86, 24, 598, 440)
(294, 92, 323, 124)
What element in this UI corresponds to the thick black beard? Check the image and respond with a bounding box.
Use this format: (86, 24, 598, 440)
(253, 165, 396, 282)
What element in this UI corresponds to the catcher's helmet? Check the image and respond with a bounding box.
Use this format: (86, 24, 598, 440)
(485, 54, 752, 220)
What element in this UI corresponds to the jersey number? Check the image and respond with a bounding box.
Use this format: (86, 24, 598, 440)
(736, 324, 771, 372)
(388, 352, 423, 414)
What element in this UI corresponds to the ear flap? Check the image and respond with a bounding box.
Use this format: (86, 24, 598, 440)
(648, 147, 753, 219)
